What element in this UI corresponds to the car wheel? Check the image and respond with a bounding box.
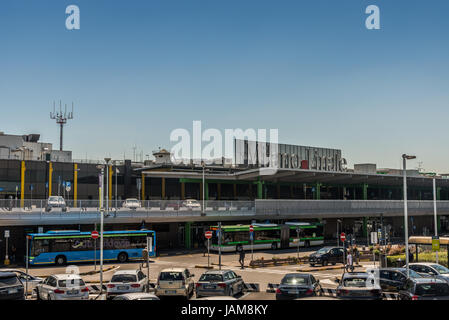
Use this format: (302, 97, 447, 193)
(117, 252, 128, 263)
(271, 242, 277, 250)
(229, 288, 234, 297)
(323, 260, 328, 266)
(310, 264, 315, 267)
(55, 255, 66, 266)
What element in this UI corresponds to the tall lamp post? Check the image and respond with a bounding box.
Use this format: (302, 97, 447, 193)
(96, 164, 105, 294)
(433, 178, 439, 264)
(105, 158, 111, 213)
(402, 153, 416, 278)
(201, 161, 205, 215)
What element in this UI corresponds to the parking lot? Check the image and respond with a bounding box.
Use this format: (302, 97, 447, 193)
(7, 247, 386, 300)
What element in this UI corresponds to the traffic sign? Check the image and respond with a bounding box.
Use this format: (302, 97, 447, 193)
(249, 232, 254, 241)
(340, 232, 346, 242)
(4, 230, 10, 238)
(432, 236, 440, 252)
(91, 231, 99, 239)
(205, 231, 212, 240)
(249, 225, 254, 233)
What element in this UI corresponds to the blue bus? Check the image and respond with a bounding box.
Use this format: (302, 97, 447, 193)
(27, 230, 156, 266)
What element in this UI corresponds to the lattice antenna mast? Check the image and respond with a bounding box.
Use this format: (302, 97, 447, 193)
(50, 100, 74, 151)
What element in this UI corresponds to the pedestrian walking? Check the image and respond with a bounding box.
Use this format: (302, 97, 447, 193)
(238, 249, 246, 269)
(346, 250, 354, 272)
(10, 245, 17, 264)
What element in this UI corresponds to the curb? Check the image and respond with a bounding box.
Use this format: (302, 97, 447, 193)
(79, 265, 118, 276)
(297, 264, 362, 272)
(195, 265, 214, 269)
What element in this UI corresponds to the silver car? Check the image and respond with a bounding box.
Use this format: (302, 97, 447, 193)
(46, 196, 67, 212)
(36, 274, 89, 300)
(195, 270, 244, 298)
(407, 263, 449, 283)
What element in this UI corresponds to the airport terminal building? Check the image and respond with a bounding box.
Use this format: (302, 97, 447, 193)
(1, 132, 449, 261)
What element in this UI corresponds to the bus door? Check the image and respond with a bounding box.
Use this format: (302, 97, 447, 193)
(280, 225, 290, 249)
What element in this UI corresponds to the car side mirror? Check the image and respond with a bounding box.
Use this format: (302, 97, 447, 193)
(334, 278, 340, 284)
(316, 279, 320, 283)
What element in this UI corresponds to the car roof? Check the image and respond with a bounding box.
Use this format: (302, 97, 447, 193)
(342, 272, 370, 277)
(51, 274, 82, 280)
(113, 269, 139, 275)
(283, 273, 310, 278)
(203, 270, 231, 274)
(118, 293, 159, 299)
(409, 262, 440, 266)
(0, 271, 18, 278)
(160, 268, 186, 272)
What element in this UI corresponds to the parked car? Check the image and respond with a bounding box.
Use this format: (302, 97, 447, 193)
(122, 198, 141, 210)
(308, 247, 345, 266)
(195, 296, 238, 300)
(182, 199, 201, 209)
(276, 273, 322, 300)
(106, 269, 149, 299)
(113, 292, 160, 300)
(0, 271, 25, 300)
(407, 263, 449, 283)
(379, 268, 422, 292)
(36, 274, 89, 300)
(46, 196, 67, 212)
(336, 272, 382, 300)
(0, 269, 43, 295)
(195, 270, 244, 298)
(398, 277, 449, 300)
(155, 268, 195, 298)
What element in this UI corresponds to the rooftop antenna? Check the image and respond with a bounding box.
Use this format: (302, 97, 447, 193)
(50, 100, 74, 151)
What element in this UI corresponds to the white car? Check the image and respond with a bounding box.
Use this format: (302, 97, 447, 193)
(182, 199, 201, 209)
(122, 198, 141, 210)
(156, 268, 195, 298)
(46, 196, 67, 212)
(0, 269, 43, 294)
(36, 274, 89, 300)
(407, 263, 449, 283)
(106, 269, 148, 299)
(113, 292, 160, 300)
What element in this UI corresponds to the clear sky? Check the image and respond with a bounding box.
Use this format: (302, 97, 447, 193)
(1, 1, 448, 172)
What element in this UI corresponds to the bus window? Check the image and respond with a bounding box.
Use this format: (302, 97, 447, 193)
(255, 230, 280, 241)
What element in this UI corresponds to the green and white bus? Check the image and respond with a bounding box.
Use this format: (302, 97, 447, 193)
(209, 222, 324, 252)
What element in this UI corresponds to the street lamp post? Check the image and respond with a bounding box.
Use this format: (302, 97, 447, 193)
(105, 158, 111, 213)
(402, 154, 416, 278)
(433, 178, 439, 264)
(201, 161, 205, 215)
(96, 165, 105, 294)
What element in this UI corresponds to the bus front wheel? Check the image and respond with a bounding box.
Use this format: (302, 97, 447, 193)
(236, 245, 243, 252)
(118, 252, 128, 263)
(55, 255, 66, 266)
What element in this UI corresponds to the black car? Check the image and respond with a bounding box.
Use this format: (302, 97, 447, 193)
(398, 278, 449, 300)
(0, 272, 25, 300)
(309, 247, 344, 266)
(379, 268, 422, 292)
(276, 273, 322, 300)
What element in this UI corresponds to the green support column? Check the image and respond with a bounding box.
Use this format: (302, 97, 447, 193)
(257, 180, 263, 199)
(362, 183, 368, 200)
(437, 187, 442, 233)
(205, 182, 209, 200)
(185, 222, 192, 250)
(315, 183, 321, 200)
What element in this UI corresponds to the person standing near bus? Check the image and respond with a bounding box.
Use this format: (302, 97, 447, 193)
(346, 250, 354, 272)
(238, 249, 246, 269)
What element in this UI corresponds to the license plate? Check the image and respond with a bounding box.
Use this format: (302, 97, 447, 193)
(8, 289, 18, 294)
(288, 290, 298, 295)
(67, 290, 79, 295)
(204, 285, 216, 289)
(118, 286, 128, 290)
(165, 290, 176, 294)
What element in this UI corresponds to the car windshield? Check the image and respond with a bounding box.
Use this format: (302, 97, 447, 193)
(407, 269, 422, 278)
(199, 274, 223, 282)
(431, 265, 449, 275)
(343, 277, 369, 287)
(111, 275, 137, 283)
(316, 248, 330, 254)
(0, 276, 21, 288)
(281, 276, 308, 285)
(415, 283, 449, 296)
(127, 200, 138, 203)
(58, 279, 85, 287)
(159, 272, 183, 281)
(49, 197, 59, 201)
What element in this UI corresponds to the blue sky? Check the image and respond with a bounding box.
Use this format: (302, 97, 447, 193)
(1, 1, 448, 172)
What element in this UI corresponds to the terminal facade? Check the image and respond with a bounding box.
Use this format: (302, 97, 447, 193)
(1, 135, 449, 262)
